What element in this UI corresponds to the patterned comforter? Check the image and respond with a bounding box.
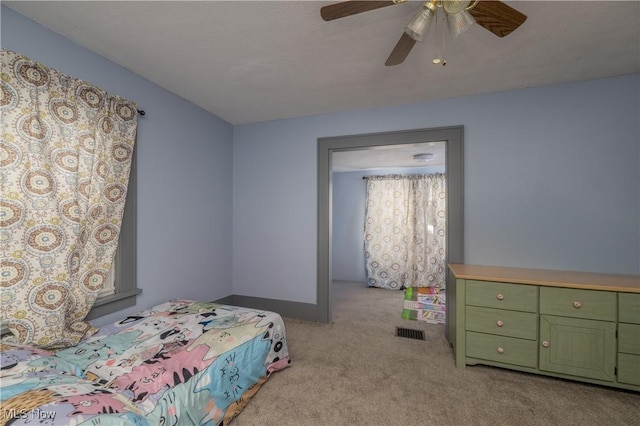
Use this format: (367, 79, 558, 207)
(0, 300, 291, 425)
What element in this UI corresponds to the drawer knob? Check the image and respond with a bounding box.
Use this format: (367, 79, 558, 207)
(497, 347, 505, 354)
(572, 301, 582, 309)
(542, 341, 550, 348)
(496, 293, 505, 301)
(496, 320, 504, 327)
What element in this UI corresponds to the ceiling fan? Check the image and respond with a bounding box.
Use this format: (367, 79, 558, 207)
(320, 0, 527, 66)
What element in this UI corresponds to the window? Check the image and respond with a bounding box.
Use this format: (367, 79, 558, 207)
(98, 258, 116, 299)
(86, 150, 139, 320)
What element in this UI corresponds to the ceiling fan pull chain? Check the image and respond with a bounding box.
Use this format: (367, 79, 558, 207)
(432, 6, 447, 65)
(432, 6, 441, 64)
(441, 9, 447, 66)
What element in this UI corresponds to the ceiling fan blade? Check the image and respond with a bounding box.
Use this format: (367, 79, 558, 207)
(385, 33, 417, 66)
(321, 1, 398, 21)
(468, 1, 527, 37)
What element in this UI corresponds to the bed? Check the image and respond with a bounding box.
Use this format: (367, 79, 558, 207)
(0, 300, 291, 425)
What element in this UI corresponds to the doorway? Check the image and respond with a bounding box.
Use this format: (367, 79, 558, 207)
(317, 126, 464, 340)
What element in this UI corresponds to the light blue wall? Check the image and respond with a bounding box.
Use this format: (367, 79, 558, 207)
(234, 74, 640, 304)
(332, 167, 444, 283)
(1, 6, 235, 326)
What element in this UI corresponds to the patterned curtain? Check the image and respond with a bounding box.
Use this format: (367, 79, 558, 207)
(0, 49, 138, 348)
(364, 174, 446, 290)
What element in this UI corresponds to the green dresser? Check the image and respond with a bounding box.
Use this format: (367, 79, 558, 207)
(449, 264, 640, 392)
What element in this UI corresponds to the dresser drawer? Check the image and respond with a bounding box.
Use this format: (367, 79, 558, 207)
(466, 331, 537, 368)
(466, 280, 537, 312)
(466, 306, 537, 340)
(618, 353, 640, 386)
(619, 323, 640, 355)
(619, 293, 640, 324)
(539, 287, 616, 321)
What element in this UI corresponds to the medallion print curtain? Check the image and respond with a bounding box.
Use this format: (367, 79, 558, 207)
(0, 49, 138, 348)
(364, 174, 446, 290)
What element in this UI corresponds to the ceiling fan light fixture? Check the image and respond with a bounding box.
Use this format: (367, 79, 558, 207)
(404, 1, 437, 42)
(413, 153, 435, 162)
(446, 9, 475, 39)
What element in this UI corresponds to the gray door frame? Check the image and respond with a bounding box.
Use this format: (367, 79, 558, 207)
(317, 126, 464, 338)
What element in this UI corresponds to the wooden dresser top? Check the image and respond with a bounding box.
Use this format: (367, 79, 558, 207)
(448, 264, 640, 293)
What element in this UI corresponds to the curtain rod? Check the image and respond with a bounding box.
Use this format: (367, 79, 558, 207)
(362, 173, 440, 179)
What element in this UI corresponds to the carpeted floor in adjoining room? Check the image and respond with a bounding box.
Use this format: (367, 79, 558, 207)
(233, 280, 640, 426)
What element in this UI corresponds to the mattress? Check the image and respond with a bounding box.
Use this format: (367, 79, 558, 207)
(0, 300, 291, 425)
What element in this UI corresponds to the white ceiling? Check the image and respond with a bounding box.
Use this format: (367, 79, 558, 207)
(332, 141, 446, 171)
(4, 1, 639, 126)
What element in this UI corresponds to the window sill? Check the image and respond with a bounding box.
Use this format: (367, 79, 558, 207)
(86, 288, 142, 320)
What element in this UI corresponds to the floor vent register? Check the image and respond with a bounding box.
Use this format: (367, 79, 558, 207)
(395, 327, 426, 341)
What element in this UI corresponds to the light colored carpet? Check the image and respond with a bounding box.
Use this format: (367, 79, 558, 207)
(233, 280, 639, 425)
